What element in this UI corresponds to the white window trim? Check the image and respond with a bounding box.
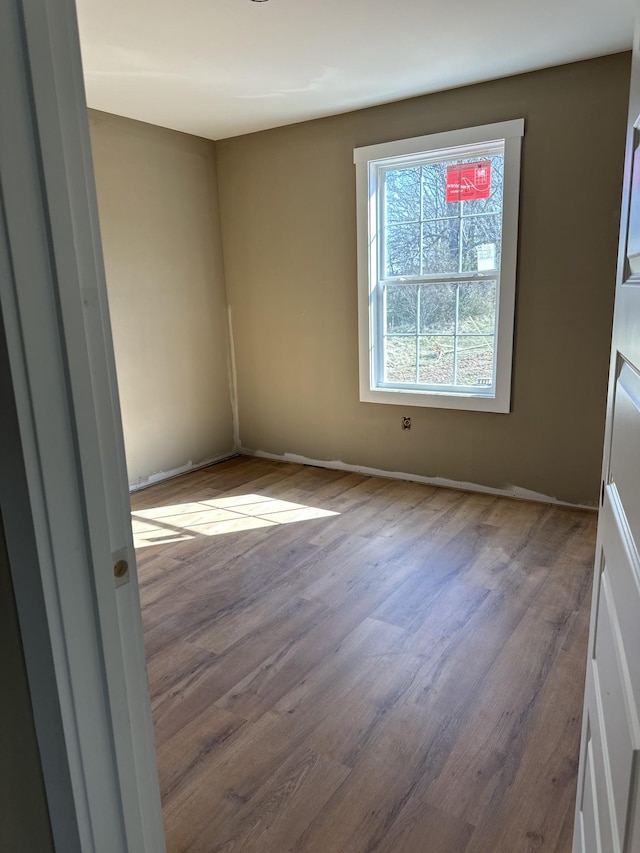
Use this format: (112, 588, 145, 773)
(354, 119, 524, 413)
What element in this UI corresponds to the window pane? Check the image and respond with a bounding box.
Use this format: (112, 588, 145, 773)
(386, 223, 420, 276)
(422, 162, 459, 220)
(385, 336, 417, 383)
(461, 214, 501, 273)
(456, 336, 495, 386)
(458, 280, 497, 334)
(385, 167, 421, 223)
(422, 219, 459, 274)
(419, 283, 456, 333)
(418, 336, 454, 385)
(386, 285, 417, 334)
(462, 155, 504, 215)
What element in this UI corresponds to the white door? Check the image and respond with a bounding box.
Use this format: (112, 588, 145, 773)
(573, 10, 640, 853)
(0, 1, 165, 850)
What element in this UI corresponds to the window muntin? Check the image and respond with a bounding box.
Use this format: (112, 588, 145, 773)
(354, 120, 523, 413)
(382, 280, 497, 390)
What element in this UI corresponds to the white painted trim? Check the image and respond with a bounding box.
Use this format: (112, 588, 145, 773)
(240, 448, 596, 510)
(129, 451, 239, 492)
(353, 119, 525, 164)
(354, 119, 524, 413)
(0, 2, 165, 851)
(0, 152, 83, 853)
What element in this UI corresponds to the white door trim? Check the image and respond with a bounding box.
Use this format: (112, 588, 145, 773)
(0, 2, 165, 850)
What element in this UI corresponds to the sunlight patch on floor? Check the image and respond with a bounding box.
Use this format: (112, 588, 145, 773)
(131, 494, 339, 548)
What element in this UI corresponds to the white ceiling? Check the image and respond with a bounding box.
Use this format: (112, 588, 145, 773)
(77, 0, 634, 141)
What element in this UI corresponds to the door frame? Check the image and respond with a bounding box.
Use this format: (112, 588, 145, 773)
(0, 2, 165, 850)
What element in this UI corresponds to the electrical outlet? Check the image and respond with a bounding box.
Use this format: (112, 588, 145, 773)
(402, 416, 411, 430)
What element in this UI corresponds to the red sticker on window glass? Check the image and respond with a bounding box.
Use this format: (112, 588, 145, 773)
(446, 161, 492, 202)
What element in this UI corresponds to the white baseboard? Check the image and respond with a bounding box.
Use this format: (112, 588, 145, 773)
(240, 446, 596, 510)
(128, 450, 239, 492)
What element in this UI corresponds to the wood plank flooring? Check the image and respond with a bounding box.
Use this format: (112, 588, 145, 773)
(132, 456, 597, 853)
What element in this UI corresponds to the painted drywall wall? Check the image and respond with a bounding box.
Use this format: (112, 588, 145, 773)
(89, 110, 235, 487)
(216, 53, 630, 506)
(0, 515, 54, 853)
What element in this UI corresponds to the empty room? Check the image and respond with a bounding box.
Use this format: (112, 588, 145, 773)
(2, 1, 640, 852)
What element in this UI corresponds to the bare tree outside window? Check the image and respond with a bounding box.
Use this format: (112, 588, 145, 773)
(381, 153, 504, 388)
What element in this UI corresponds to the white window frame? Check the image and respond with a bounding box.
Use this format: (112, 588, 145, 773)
(354, 119, 524, 413)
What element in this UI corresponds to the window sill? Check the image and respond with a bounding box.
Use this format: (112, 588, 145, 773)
(360, 385, 510, 413)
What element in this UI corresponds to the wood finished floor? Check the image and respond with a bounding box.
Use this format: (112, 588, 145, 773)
(132, 456, 597, 853)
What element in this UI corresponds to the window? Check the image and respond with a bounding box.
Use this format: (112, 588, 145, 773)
(354, 119, 524, 412)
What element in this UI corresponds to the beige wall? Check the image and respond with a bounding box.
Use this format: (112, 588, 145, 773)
(216, 53, 630, 506)
(0, 515, 54, 853)
(89, 111, 235, 487)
